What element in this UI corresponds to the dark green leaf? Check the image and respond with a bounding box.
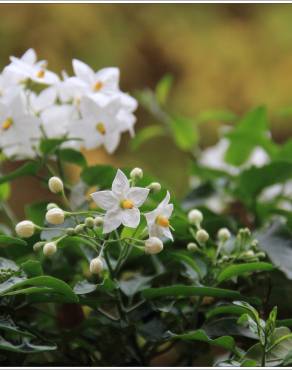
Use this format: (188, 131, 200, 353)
(0, 235, 27, 247)
(217, 262, 274, 283)
(0, 162, 40, 185)
(21, 260, 43, 277)
(81, 165, 116, 188)
(59, 148, 87, 168)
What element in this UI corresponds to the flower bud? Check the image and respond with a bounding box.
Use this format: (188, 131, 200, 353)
(217, 228, 231, 242)
(48, 176, 64, 194)
(75, 224, 85, 233)
(89, 257, 103, 274)
(85, 217, 94, 228)
(130, 167, 143, 180)
(187, 242, 198, 252)
(257, 251, 266, 258)
(239, 228, 251, 238)
(196, 229, 209, 244)
(15, 220, 35, 238)
(43, 242, 57, 256)
(47, 202, 59, 211)
(144, 237, 163, 255)
(147, 182, 161, 193)
(188, 209, 203, 226)
(94, 216, 103, 227)
(46, 208, 65, 225)
(243, 250, 255, 258)
(66, 227, 75, 236)
(33, 241, 44, 252)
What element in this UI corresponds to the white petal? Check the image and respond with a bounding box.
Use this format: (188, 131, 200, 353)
(121, 208, 140, 228)
(72, 59, 95, 84)
(127, 187, 149, 207)
(104, 132, 120, 154)
(162, 227, 173, 241)
(162, 204, 174, 218)
(112, 169, 129, 197)
(103, 209, 122, 233)
(35, 87, 57, 111)
(79, 96, 100, 118)
(96, 67, 120, 90)
(91, 190, 117, 210)
(21, 48, 37, 64)
(158, 191, 171, 209)
(145, 209, 158, 226)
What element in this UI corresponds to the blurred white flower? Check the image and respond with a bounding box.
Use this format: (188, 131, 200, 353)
(69, 96, 135, 153)
(145, 191, 174, 241)
(0, 93, 41, 158)
(7, 48, 59, 85)
(29, 88, 57, 115)
(91, 169, 149, 233)
(41, 104, 77, 138)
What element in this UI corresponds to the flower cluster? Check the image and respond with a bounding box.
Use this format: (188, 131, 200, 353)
(15, 169, 174, 273)
(0, 49, 137, 158)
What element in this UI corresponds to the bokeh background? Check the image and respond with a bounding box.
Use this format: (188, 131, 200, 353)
(1, 3, 292, 201)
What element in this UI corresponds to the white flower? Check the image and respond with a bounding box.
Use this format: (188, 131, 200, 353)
(0, 69, 23, 103)
(91, 169, 149, 234)
(0, 93, 41, 158)
(7, 48, 59, 85)
(145, 191, 174, 241)
(69, 96, 135, 153)
(28, 88, 57, 115)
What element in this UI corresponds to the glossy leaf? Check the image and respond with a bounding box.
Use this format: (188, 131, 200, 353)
(217, 262, 274, 283)
(0, 235, 27, 247)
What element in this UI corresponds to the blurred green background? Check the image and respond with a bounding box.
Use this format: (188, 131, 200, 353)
(1, 3, 292, 196)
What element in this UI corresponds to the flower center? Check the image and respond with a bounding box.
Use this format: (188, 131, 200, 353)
(156, 215, 169, 227)
(121, 199, 134, 209)
(36, 69, 45, 78)
(93, 81, 103, 92)
(96, 122, 106, 135)
(2, 117, 13, 130)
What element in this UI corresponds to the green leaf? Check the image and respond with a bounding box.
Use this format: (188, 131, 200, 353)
(0, 235, 27, 247)
(235, 161, 292, 202)
(131, 125, 165, 151)
(206, 304, 250, 320)
(169, 116, 198, 151)
(0, 335, 56, 353)
(168, 251, 204, 280)
(142, 285, 257, 303)
(257, 221, 292, 279)
(0, 275, 78, 303)
(168, 329, 236, 352)
(155, 74, 173, 105)
(25, 201, 48, 225)
(0, 162, 40, 185)
(224, 106, 273, 166)
(21, 260, 43, 277)
(39, 137, 73, 155)
(217, 262, 274, 283)
(81, 165, 116, 188)
(59, 148, 87, 168)
(0, 183, 10, 201)
(0, 316, 34, 337)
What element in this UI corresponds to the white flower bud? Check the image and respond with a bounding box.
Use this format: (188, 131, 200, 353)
(217, 228, 231, 242)
(75, 224, 85, 233)
(148, 182, 161, 193)
(144, 237, 164, 255)
(196, 229, 209, 244)
(94, 216, 103, 226)
(188, 209, 203, 226)
(43, 242, 57, 256)
(45, 208, 65, 225)
(89, 257, 104, 274)
(130, 167, 143, 180)
(48, 176, 64, 194)
(47, 202, 59, 211)
(244, 250, 255, 258)
(15, 220, 35, 238)
(187, 242, 198, 252)
(33, 241, 44, 252)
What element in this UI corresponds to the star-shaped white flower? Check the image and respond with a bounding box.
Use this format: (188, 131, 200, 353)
(7, 48, 59, 85)
(68, 96, 135, 153)
(0, 93, 41, 158)
(145, 191, 174, 241)
(40, 104, 77, 138)
(91, 169, 149, 234)
(28, 88, 57, 115)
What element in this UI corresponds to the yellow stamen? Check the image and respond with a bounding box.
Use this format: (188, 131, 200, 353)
(36, 69, 45, 78)
(2, 117, 13, 130)
(93, 81, 103, 92)
(156, 215, 169, 228)
(96, 122, 106, 135)
(121, 199, 134, 209)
